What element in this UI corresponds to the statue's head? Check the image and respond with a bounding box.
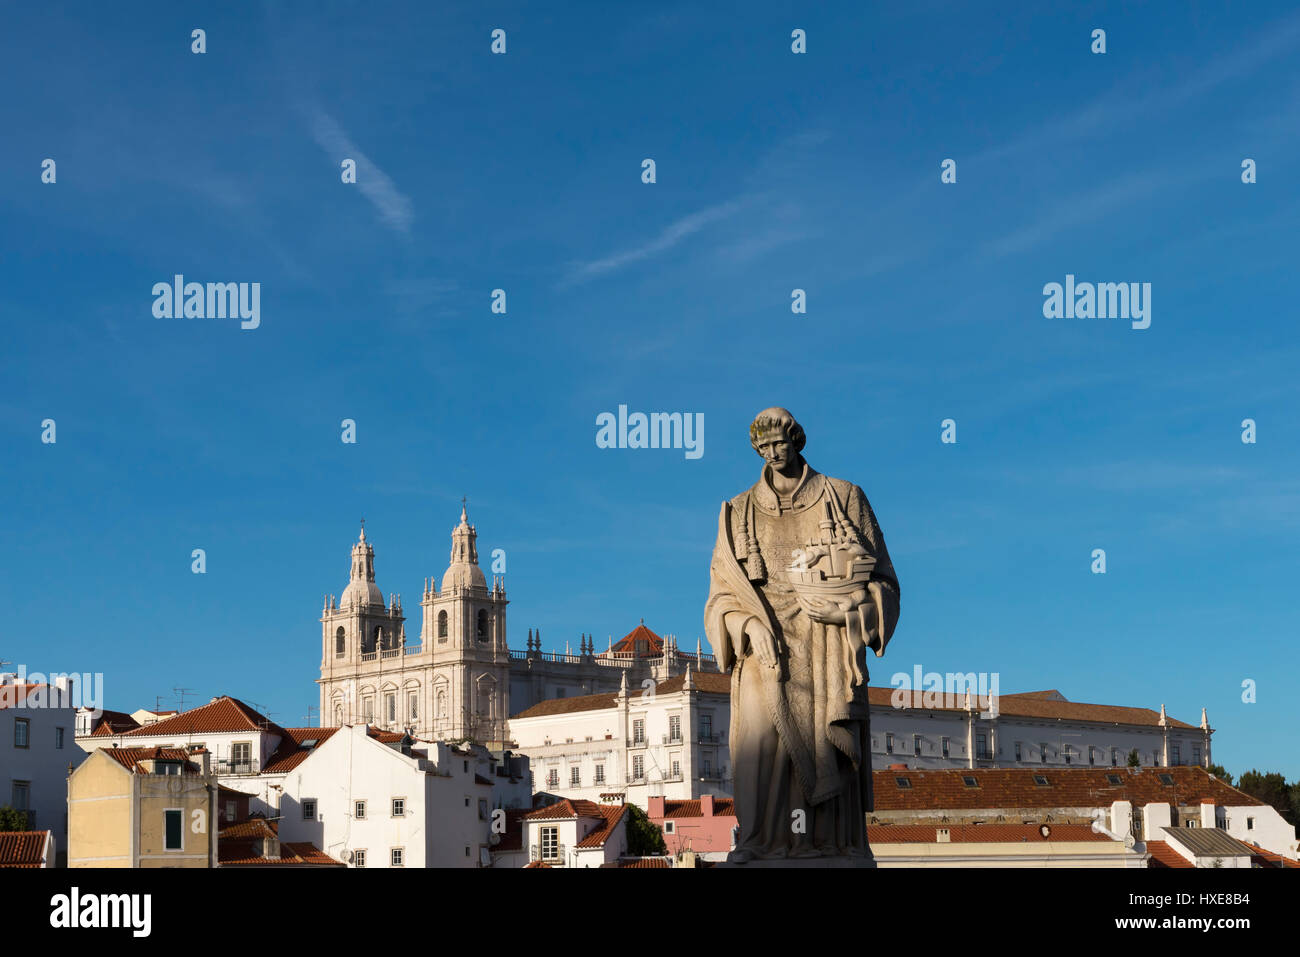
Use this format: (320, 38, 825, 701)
(749, 407, 805, 473)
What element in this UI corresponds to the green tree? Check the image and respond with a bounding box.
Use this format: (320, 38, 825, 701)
(0, 806, 28, 832)
(1127, 749, 1141, 768)
(1235, 770, 1296, 826)
(624, 802, 667, 856)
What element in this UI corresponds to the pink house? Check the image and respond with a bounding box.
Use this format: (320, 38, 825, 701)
(648, 794, 737, 856)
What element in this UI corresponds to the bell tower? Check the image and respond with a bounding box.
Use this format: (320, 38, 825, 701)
(422, 502, 509, 745)
(318, 522, 405, 727)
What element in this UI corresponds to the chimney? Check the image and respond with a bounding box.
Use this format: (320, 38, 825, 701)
(700, 794, 714, 818)
(936, 828, 951, 843)
(648, 795, 665, 820)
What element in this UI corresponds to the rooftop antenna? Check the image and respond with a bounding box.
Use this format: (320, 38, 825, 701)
(305, 704, 319, 727)
(173, 687, 196, 712)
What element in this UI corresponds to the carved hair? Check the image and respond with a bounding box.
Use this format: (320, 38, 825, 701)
(749, 407, 806, 454)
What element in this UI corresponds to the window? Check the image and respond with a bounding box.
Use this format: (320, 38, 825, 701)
(1246, 817, 1255, 831)
(669, 715, 681, 742)
(594, 764, 605, 785)
(962, 775, 978, 788)
(392, 798, 405, 818)
(941, 736, 949, 758)
(1014, 741, 1022, 762)
(702, 760, 712, 778)
(13, 718, 29, 749)
(1040, 743, 1048, 764)
(895, 776, 912, 789)
(302, 800, 317, 820)
(362, 698, 374, 723)
(231, 741, 251, 769)
(56, 727, 65, 750)
(541, 825, 559, 861)
(1033, 774, 1049, 787)
(632, 719, 645, 745)
(11, 781, 30, 812)
(664, 821, 675, 834)
(1158, 773, 1175, 786)
(385, 693, 396, 723)
(547, 769, 559, 788)
(355, 801, 367, 820)
(1088, 747, 1096, 766)
(700, 713, 713, 739)
(164, 810, 183, 851)
(976, 733, 990, 761)
(885, 733, 894, 754)
(913, 735, 921, 757)
(632, 755, 644, 780)
(476, 609, 488, 639)
(1192, 744, 1201, 766)
(354, 849, 367, 868)
(1106, 774, 1123, 786)
(391, 847, 404, 867)
(438, 610, 448, 639)
(569, 767, 580, 787)
(671, 759, 681, 778)
(1112, 748, 1119, 767)
(1171, 744, 1181, 765)
(408, 692, 419, 721)
(464, 796, 470, 807)
(336, 626, 346, 657)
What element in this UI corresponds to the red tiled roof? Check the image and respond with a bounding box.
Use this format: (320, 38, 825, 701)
(601, 857, 671, 868)
(607, 623, 665, 657)
(867, 823, 1114, 843)
(0, 831, 49, 868)
(659, 798, 737, 819)
(100, 747, 202, 774)
(1245, 843, 1300, 869)
(576, 805, 629, 848)
(1144, 841, 1194, 868)
(871, 767, 1261, 812)
(91, 710, 143, 736)
(218, 817, 343, 867)
(124, 696, 282, 737)
(261, 727, 338, 774)
(523, 861, 551, 868)
(866, 687, 1198, 729)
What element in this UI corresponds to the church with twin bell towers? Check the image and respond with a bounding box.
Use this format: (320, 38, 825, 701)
(317, 504, 714, 748)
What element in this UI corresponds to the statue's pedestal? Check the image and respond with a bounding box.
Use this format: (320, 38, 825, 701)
(714, 854, 876, 869)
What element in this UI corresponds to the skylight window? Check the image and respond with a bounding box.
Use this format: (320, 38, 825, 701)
(962, 775, 978, 788)
(1033, 774, 1049, 787)
(895, 776, 911, 789)
(1106, 774, 1122, 786)
(1159, 773, 1174, 786)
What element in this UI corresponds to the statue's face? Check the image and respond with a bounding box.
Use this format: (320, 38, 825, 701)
(757, 437, 797, 473)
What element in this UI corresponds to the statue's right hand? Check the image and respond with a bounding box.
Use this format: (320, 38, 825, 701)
(744, 618, 778, 669)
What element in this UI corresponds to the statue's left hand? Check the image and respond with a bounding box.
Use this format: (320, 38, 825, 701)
(796, 588, 867, 626)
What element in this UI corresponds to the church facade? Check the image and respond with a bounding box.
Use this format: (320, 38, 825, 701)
(317, 507, 715, 747)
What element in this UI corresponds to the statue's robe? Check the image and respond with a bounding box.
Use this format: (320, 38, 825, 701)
(704, 463, 900, 859)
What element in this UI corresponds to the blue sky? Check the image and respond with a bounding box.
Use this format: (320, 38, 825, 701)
(2, 2, 1298, 777)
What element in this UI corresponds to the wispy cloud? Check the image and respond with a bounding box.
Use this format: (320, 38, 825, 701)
(561, 196, 752, 286)
(307, 107, 413, 234)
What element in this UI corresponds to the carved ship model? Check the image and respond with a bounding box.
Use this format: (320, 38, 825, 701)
(786, 502, 876, 598)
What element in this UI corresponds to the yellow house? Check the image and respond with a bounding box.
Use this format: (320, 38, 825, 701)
(67, 746, 217, 868)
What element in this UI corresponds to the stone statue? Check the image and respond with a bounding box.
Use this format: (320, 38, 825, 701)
(704, 408, 900, 863)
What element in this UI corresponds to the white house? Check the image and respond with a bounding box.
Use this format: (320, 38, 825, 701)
(509, 668, 732, 810)
(1, 675, 84, 851)
(522, 798, 629, 868)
